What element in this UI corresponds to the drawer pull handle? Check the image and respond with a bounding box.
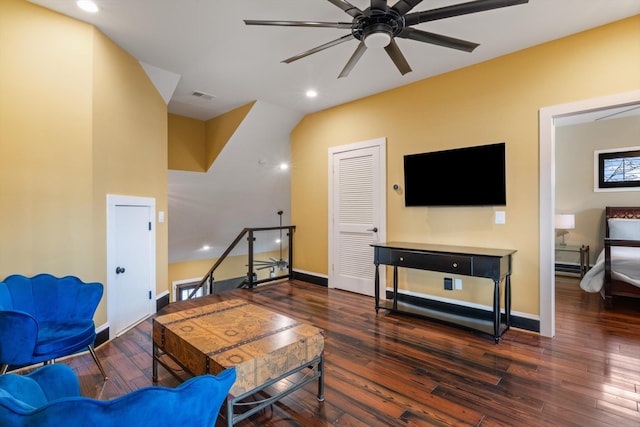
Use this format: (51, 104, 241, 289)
(400, 257, 404, 261)
(452, 262, 458, 268)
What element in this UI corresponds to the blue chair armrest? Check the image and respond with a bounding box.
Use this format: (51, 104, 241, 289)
(0, 311, 38, 366)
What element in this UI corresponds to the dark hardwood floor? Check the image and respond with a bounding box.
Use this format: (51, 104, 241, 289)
(47, 277, 640, 426)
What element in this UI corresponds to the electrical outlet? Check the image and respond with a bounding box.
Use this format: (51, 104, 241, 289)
(454, 278, 462, 290)
(444, 277, 453, 290)
(495, 211, 506, 224)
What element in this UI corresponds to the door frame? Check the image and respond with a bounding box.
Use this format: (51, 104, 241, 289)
(106, 194, 156, 339)
(538, 89, 640, 337)
(328, 137, 387, 294)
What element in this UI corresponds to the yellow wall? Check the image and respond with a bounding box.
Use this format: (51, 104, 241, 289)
(168, 114, 206, 172)
(291, 16, 640, 316)
(0, 0, 168, 325)
(0, 0, 93, 276)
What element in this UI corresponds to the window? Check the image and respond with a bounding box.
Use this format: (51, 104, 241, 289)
(595, 146, 640, 192)
(175, 282, 205, 301)
(172, 277, 210, 302)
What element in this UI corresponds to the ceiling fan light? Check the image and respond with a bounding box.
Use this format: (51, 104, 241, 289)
(364, 32, 392, 48)
(76, 0, 99, 13)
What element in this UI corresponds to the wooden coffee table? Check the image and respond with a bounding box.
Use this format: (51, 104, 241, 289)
(152, 299, 325, 426)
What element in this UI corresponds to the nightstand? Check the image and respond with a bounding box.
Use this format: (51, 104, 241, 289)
(555, 244, 590, 277)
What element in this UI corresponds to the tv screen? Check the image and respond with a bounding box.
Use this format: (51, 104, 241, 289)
(403, 142, 506, 206)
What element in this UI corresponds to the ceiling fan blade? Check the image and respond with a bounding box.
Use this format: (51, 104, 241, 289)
(338, 42, 367, 78)
(384, 39, 412, 75)
(404, 0, 528, 26)
(398, 28, 479, 52)
(327, 0, 363, 18)
(370, 0, 388, 12)
(282, 33, 355, 64)
(244, 20, 352, 30)
(391, 0, 424, 16)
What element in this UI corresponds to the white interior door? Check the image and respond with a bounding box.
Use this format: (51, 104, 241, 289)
(107, 195, 156, 338)
(329, 138, 386, 296)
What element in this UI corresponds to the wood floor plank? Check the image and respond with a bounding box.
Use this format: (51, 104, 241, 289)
(21, 276, 640, 426)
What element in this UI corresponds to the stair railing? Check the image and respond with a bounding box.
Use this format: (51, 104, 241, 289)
(186, 225, 295, 300)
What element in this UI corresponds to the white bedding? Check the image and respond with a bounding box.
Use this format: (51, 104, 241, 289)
(579, 246, 640, 293)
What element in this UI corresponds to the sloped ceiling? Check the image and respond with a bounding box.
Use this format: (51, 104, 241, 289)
(168, 101, 303, 263)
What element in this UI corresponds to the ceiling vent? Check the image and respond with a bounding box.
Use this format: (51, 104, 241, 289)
(191, 90, 216, 100)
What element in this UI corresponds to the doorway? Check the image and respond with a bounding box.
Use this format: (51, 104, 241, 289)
(539, 90, 640, 337)
(106, 195, 156, 339)
(328, 138, 386, 296)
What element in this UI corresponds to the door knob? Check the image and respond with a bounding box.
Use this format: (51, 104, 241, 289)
(367, 227, 378, 233)
(115, 266, 126, 275)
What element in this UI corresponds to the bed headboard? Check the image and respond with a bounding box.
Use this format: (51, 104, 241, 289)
(605, 206, 640, 236)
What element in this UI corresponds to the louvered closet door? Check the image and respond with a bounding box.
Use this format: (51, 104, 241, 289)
(331, 145, 382, 296)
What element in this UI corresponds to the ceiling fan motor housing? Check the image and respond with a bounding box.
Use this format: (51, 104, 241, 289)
(353, 9, 404, 47)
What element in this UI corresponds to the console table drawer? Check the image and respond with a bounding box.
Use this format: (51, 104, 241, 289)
(390, 250, 472, 275)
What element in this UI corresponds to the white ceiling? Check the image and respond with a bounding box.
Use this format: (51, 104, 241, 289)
(28, 0, 640, 121)
(26, 0, 640, 266)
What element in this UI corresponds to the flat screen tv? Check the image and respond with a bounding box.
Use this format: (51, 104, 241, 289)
(403, 142, 506, 207)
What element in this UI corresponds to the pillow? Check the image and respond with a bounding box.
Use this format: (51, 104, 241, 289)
(608, 218, 640, 240)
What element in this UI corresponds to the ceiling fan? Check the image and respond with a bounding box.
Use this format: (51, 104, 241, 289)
(245, 0, 529, 78)
(253, 211, 289, 274)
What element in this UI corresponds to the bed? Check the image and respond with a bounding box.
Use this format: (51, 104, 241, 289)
(579, 206, 640, 308)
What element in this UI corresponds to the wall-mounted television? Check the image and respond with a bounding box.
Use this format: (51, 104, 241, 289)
(403, 142, 506, 207)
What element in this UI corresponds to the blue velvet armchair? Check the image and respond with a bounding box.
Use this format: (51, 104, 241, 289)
(0, 364, 236, 426)
(0, 274, 107, 379)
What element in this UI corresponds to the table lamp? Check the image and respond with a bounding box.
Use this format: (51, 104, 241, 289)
(555, 214, 575, 247)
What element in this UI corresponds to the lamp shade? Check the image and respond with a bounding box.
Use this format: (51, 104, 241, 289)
(554, 214, 575, 230)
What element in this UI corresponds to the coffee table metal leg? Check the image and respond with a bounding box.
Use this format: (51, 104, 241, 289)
(226, 397, 233, 427)
(317, 353, 325, 402)
(225, 355, 324, 425)
(152, 343, 158, 383)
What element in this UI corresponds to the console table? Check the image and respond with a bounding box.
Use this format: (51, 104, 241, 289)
(372, 242, 516, 343)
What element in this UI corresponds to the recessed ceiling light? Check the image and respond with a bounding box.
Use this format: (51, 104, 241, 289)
(201, 245, 211, 251)
(77, 1, 99, 13)
(279, 162, 289, 171)
(305, 89, 317, 98)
